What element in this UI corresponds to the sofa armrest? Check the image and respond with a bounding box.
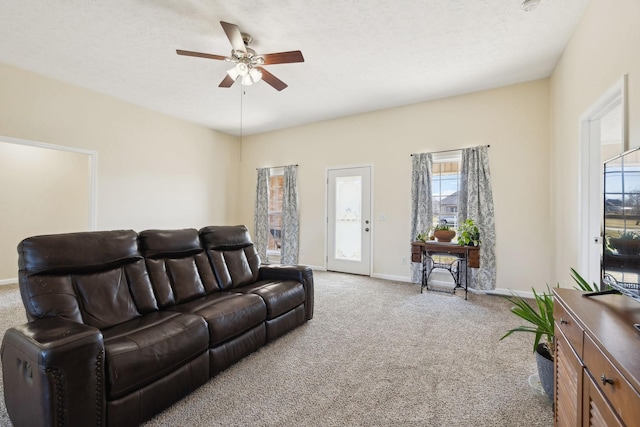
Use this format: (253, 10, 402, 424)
(259, 264, 314, 320)
(1, 317, 105, 427)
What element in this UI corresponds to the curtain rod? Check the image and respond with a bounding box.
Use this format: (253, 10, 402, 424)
(256, 164, 298, 170)
(410, 145, 490, 156)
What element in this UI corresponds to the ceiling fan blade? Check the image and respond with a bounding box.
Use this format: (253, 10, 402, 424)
(219, 74, 236, 88)
(258, 67, 288, 91)
(220, 21, 246, 53)
(262, 51, 305, 65)
(176, 49, 227, 61)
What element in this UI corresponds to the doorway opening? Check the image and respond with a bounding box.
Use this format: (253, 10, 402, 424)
(579, 76, 627, 285)
(0, 135, 97, 283)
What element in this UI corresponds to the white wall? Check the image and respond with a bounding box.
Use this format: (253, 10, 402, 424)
(550, 0, 640, 287)
(0, 142, 91, 280)
(239, 80, 551, 293)
(0, 62, 241, 281)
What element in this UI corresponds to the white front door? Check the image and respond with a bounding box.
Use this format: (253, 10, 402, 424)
(327, 166, 371, 275)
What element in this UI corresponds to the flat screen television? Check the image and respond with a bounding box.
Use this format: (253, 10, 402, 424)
(602, 146, 640, 303)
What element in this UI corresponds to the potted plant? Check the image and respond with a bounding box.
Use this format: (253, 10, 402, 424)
(500, 285, 555, 399)
(608, 231, 640, 255)
(415, 231, 430, 243)
(457, 219, 480, 246)
(500, 269, 598, 400)
(570, 267, 600, 292)
(433, 224, 456, 242)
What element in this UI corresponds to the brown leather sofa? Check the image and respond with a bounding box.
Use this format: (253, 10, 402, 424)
(1, 225, 314, 427)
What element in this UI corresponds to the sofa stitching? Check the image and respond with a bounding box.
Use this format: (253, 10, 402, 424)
(95, 348, 104, 426)
(44, 366, 64, 427)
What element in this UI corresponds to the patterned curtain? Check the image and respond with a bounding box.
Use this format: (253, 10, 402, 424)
(410, 153, 433, 283)
(254, 168, 270, 263)
(458, 146, 496, 290)
(281, 165, 299, 265)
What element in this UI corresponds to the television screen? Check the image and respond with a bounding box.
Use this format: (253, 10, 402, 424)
(602, 146, 640, 303)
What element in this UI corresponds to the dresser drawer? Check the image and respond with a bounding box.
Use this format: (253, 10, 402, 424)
(583, 370, 624, 427)
(583, 334, 640, 426)
(554, 300, 584, 358)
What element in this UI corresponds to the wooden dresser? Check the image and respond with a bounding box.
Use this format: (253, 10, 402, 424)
(553, 288, 640, 426)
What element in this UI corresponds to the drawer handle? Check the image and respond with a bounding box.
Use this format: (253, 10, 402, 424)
(560, 317, 569, 325)
(600, 374, 614, 386)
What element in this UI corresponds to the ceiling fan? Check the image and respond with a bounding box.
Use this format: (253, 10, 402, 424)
(176, 21, 304, 91)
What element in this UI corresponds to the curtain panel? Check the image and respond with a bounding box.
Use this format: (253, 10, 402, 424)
(458, 146, 496, 290)
(281, 165, 299, 265)
(410, 153, 433, 284)
(254, 167, 270, 263)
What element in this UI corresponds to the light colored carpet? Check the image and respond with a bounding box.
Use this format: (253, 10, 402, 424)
(0, 272, 552, 426)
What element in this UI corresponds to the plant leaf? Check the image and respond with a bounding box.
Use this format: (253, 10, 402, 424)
(570, 268, 599, 292)
(500, 286, 555, 354)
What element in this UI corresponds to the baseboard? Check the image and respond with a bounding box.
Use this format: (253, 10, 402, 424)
(0, 278, 18, 286)
(371, 273, 412, 283)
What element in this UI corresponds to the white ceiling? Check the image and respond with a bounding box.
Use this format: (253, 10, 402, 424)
(0, 0, 589, 136)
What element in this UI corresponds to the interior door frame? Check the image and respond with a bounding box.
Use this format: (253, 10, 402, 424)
(325, 164, 373, 275)
(578, 75, 628, 285)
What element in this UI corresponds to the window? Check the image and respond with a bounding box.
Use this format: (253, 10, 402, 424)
(267, 168, 284, 254)
(432, 153, 461, 230)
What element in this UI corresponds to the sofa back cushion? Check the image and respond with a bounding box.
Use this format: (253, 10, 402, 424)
(199, 225, 260, 289)
(139, 229, 220, 307)
(18, 230, 157, 329)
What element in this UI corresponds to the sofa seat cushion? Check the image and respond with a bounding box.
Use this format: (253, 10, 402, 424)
(170, 293, 267, 347)
(102, 311, 209, 400)
(235, 280, 305, 319)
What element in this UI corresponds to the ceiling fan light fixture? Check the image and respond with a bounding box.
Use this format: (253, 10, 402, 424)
(235, 62, 249, 76)
(241, 74, 253, 86)
(249, 67, 263, 83)
(521, 0, 540, 12)
(226, 67, 240, 80)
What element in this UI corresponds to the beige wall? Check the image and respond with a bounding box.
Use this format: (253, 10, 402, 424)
(550, 0, 640, 287)
(0, 62, 241, 281)
(239, 80, 551, 292)
(0, 142, 91, 279)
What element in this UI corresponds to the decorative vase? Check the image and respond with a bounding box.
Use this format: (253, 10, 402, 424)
(434, 230, 456, 242)
(535, 343, 554, 400)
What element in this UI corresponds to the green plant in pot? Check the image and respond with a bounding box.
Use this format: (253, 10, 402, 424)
(570, 267, 600, 292)
(415, 230, 430, 243)
(500, 285, 555, 399)
(500, 269, 598, 400)
(608, 231, 640, 255)
(433, 223, 456, 242)
(457, 219, 480, 246)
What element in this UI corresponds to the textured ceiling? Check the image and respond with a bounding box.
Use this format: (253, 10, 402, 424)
(0, 0, 589, 136)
